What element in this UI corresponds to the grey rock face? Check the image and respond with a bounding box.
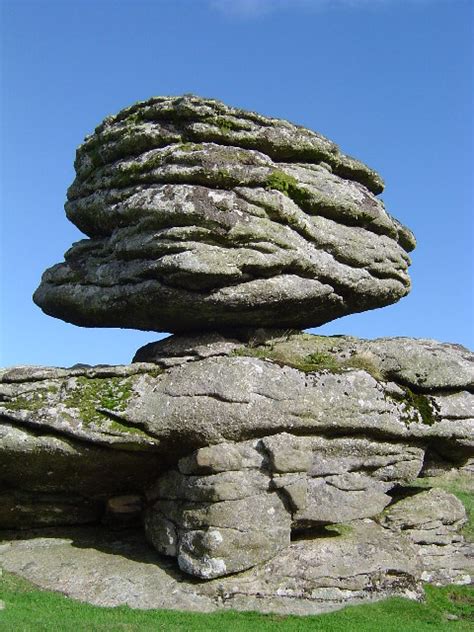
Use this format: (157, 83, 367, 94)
(145, 433, 424, 578)
(136, 330, 474, 392)
(135, 330, 474, 457)
(197, 519, 424, 611)
(337, 338, 474, 391)
(2, 346, 472, 467)
(33, 95, 415, 332)
(1, 332, 472, 601)
(0, 522, 423, 615)
(381, 489, 473, 585)
(1, 332, 472, 532)
(147, 491, 291, 579)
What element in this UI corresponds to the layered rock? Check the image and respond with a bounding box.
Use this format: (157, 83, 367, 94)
(4, 95, 472, 615)
(144, 433, 424, 578)
(0, 330, 474, 577)
(381, 488, 473, 586)
(1, 332, 472, 598)
(1, 334, 472, 494)
(33, 95, 415, 332)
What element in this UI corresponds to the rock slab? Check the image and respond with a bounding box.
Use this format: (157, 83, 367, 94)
(0, 521, 424, 616)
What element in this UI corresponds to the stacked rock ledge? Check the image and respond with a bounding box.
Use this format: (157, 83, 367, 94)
(1, 331, 473, 613)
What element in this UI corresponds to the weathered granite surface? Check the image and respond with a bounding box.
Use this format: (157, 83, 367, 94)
(144, 433, 424, 578)
(1, 332, 472, 612)
(381, 488, 474, 586)
(0, 521, 424, 615)
(1, 332, 472, 516)
(5, 93, 472, 615)
(33, 95, 415, 332)
(134, 330, 474, 391)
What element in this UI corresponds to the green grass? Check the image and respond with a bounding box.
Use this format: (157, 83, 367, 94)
(456, 490, 474, 541)
(1, 571, 472, 631)
(231, 346, 343, 373)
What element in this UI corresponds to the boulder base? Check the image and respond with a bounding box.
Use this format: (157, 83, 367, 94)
(1, 331, 472, 613)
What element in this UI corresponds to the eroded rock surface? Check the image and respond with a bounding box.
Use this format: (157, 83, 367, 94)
(144, 433, 424, 578)
(1, 332, 472, 611)
(1, 332, 472, 528)
(135, 330, 474, 392)
(0, 521, 424, 615)
(381, 489, 474, 586)
(33, 95, 415, 332)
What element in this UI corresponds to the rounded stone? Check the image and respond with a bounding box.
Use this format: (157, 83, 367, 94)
(33, 95, 415, 333)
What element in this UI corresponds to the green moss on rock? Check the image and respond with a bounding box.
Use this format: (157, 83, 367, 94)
(5, 385, 59, 412)
(231, 338, 386, 379)
(388, 386, 436, 426)
(340, 354, 384, 381)
(406, 389, 435, 425)
(64, 376, 135, 426)
(295, 352, 342, 373)
(266, 170, 298, 197)
(203, 115, 245, 133)
(232, 346, 342, 374)
(177, 142, 200, 152)
(266, 170, 312, 209)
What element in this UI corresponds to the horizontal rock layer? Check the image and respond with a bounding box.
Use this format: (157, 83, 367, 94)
(1, 337, 472, 472)
(135, 330, 474, 391)
(1, 334, 472, 509)
(33, 95, 415, 332)
(1, 332, 473, 612)
(144, 432, 425, 578)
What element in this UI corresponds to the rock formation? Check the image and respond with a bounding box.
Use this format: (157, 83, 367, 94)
(33, 95, 415, 332)
(1, 96, 472, 616)
(1, 331, 473, 612)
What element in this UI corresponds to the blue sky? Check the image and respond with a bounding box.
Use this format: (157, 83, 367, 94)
(1, 0, 472, 367)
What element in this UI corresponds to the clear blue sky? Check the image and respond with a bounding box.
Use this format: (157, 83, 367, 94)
(1, 0, 473, 367)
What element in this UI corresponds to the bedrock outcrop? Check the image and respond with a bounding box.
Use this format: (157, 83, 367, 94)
(1, 331, 472, 604)
(0, 329, 474, 582)
(33, 95, 415, 332)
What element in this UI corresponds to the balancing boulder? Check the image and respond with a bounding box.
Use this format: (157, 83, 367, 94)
(34, 95, 415, 333)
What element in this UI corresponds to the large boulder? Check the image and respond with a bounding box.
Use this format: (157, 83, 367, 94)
(33, 95, 415, 332)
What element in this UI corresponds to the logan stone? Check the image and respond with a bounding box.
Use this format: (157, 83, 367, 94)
(33, 95, 415, 332)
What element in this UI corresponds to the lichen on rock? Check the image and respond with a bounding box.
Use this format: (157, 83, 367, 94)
(2, 96, 473, 616)
(33, 95, 415, 333)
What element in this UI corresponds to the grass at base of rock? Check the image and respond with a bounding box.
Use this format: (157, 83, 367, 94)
(456, 491, 474, 541)
(1, 570, 472, 631)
